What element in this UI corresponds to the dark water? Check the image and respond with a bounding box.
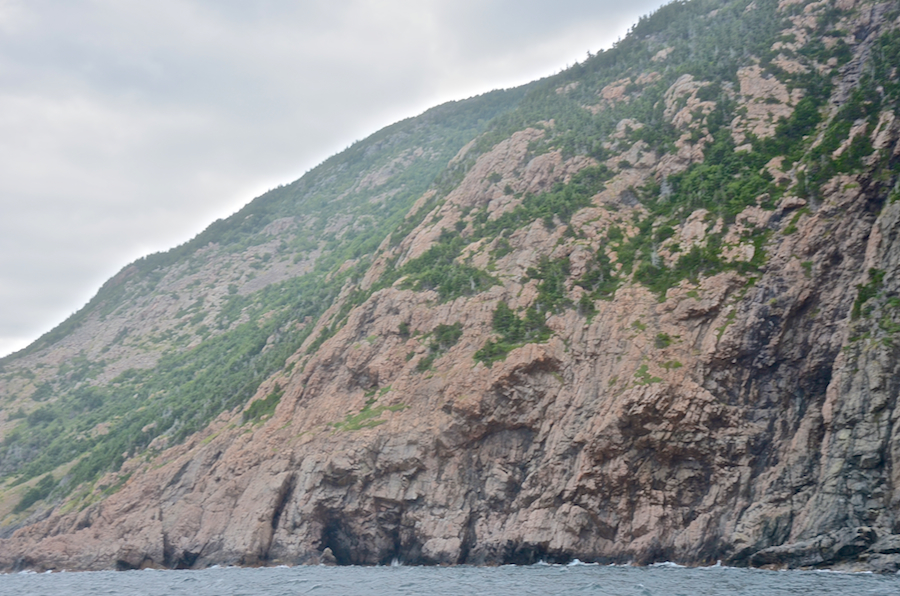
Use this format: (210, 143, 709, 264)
(1, 562, 898, 596)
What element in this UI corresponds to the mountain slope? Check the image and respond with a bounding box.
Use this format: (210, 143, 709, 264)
(0, 88, 526, 503)
(3, 0, 900, 572)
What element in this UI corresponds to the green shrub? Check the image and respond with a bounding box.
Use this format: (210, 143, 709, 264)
(330, 398, 408, 431)
(473, 339, 518, 366)
(416, 353, 436, 372)
(526, 256, 573, 314)
(414, 322, 464, 372)
(432, 323, 463, 351)
(634, 364, 662, 385)
(13, 474, 56, 514)
(394, 230, 497, 302)
(578, 293, 597, 320)
(852, 268, 885, 320)
(474, 301, 553, 366)
(242, 385, 284, 424)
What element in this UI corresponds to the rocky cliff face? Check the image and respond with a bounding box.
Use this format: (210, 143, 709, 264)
(3, 0, 900, 573)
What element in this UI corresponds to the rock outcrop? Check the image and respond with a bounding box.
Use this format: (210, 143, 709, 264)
(2, 0, 900, 573)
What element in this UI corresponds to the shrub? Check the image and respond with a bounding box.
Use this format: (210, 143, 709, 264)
(852, 269, 885, 320)
(655, 333, 672, 349)
(13, 474, 56, 514)
(242, 385, 284, 424)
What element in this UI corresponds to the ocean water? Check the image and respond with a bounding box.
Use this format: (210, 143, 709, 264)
(1, 562, 898, 596)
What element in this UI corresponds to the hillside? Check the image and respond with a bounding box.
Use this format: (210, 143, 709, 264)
(2, 0, 900, 572)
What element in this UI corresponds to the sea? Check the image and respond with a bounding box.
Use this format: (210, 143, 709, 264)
(1, 562, 898, 596)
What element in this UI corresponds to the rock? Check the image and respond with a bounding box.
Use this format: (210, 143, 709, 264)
(863, 553, 900, 574)
(731, 65, 799, 144)
(320, 547, 337, 566)
(778, 196, 807, 210)
(869, 535, 900, 555)
(749, 528, 878, 568)
(2, 0, 900, 576)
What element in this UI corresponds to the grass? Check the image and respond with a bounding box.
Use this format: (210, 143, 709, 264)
(329, 397, 408, 431)
(634, 364, 663, 385)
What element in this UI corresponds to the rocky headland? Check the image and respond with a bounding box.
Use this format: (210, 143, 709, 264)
(2, 0, 900, 573)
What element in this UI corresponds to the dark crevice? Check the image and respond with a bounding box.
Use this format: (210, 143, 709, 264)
(162, 529, 173, 568)
(270, 473, 296, 532)
(165, 462, 191, 489)
(173, 551, 199, 570)
(457, 509, 477, 564)
(320, 517, 356, 565)
(499, 541, 571, 565)
(115, 559, 138, 571)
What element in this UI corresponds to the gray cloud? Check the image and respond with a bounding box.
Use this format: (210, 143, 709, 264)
(0, 0, 667, 357)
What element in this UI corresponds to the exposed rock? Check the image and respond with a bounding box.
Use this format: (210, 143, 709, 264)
(731, 65, 801, 144)
(2, 0, 900, 576)
(750, 527, 878, 568)
(320, 547, 337, 565)
(651, 47, 673, 62)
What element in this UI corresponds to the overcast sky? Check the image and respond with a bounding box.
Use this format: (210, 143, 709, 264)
(0, 0, 668, 358)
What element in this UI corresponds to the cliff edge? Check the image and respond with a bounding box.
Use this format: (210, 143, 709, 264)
(2, 0, 900, 573)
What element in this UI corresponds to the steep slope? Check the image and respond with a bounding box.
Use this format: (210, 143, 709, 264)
(0, 88, 526, 513)
(3, 0, 900, 572)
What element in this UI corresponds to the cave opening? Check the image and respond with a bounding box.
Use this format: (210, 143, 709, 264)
(319, 517, 357, 565)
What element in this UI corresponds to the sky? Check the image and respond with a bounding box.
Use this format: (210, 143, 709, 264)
(0, 0, 669, 359)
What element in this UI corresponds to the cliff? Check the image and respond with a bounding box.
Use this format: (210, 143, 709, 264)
(2, 0, 900, 573)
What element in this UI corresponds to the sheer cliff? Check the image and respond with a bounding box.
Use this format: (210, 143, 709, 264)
(3, 0, 900, 572)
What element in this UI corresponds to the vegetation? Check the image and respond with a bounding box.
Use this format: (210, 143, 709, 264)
(242, 385, 284, 424)
(0, 83, 526, 499)
(417, 323, 463, 372)
(13, 474, 57, 514)
(395, 231, 497, 302)
(2, 0, 892, 518)
(329, 396, 408, 432)
(853, 269, 886, 320)
(634, 364, 663, 385)
(576, 248, 620, 302)
(655, 333, 673, 349)
(469, 165, 613, 237)
(474, 301, 552, 366)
